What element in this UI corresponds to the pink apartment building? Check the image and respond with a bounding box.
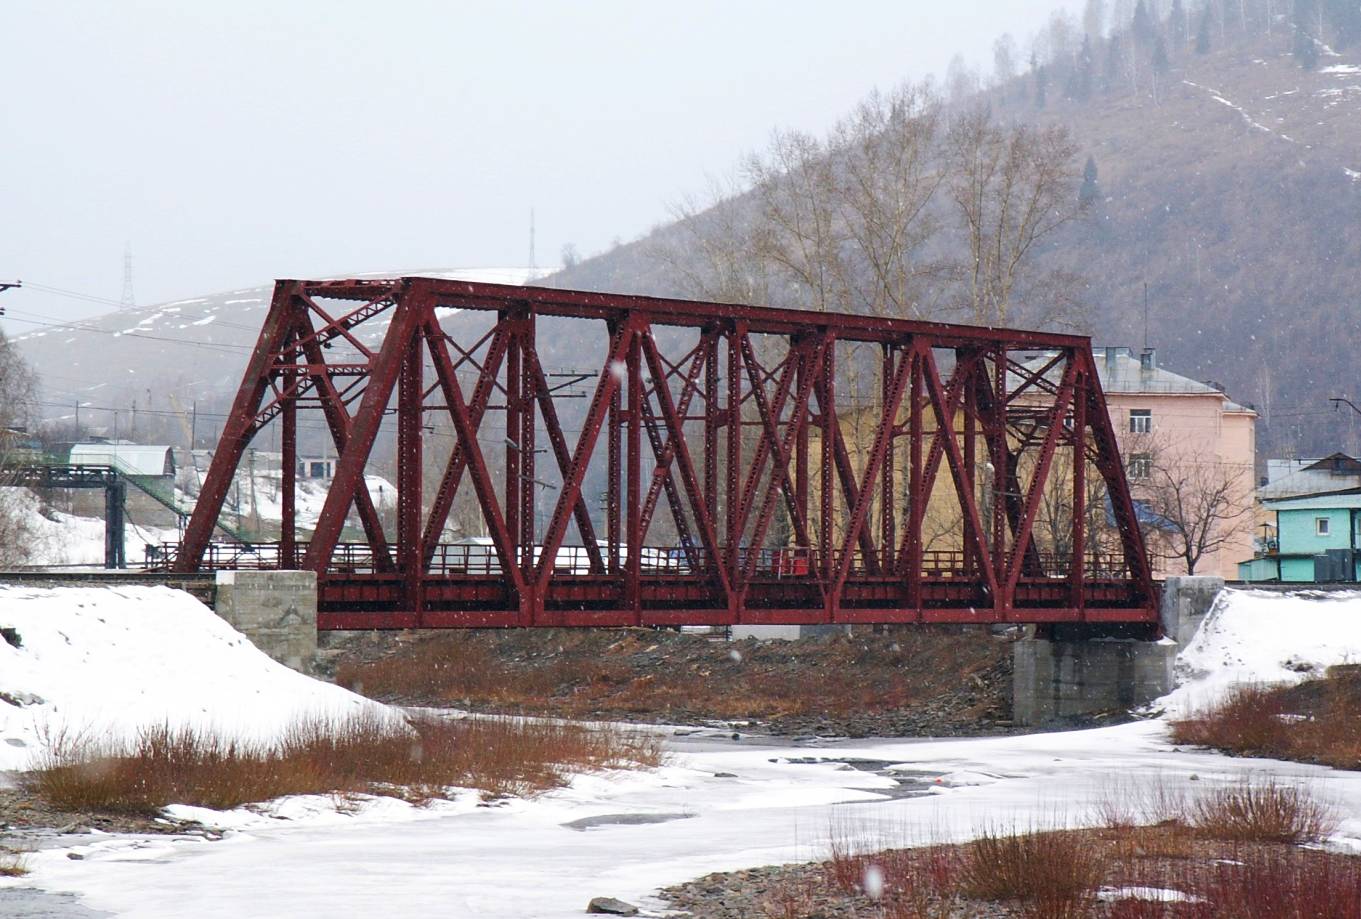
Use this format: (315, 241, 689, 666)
(1087, 347, 1256, 580)
(1016, 346, 1256, 580)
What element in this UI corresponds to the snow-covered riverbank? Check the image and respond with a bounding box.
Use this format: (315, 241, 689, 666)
(5, 586, 1361, 918)
(0, 585, 392, 772)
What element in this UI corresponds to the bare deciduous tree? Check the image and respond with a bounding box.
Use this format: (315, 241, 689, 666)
(0, 330, 40, 566)
(945, 109, 1088, 328)
(993, 34, 1019, 87)
(1137, 446, 1254, 575)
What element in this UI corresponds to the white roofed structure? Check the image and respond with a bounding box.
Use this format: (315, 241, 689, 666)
(69, 441, 175, 477)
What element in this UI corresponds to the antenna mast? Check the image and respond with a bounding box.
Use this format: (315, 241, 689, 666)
(120, 244, 136, 311)
(527, 208, 538, 282)
(1142, 282, 1149, 352)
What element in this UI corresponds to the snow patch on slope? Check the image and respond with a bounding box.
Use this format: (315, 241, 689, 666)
(1183, 79, 1299, 144)
(1160, 587, 1361, 716)
(0, 586, 394, 771)
(0, 487, 178, 569)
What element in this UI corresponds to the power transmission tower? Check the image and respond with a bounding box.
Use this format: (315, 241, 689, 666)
(120, 244, 136, 310)
(527, 207, 537, 282)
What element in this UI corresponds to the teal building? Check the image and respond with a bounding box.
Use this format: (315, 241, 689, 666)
(1239, 488, 1361, 582)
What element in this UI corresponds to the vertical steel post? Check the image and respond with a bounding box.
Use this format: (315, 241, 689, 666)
(704, 330, 719, 529)
(104, 475, 126, 570)
(906, 347, 924, 607)
(795, 347, 810, 550)
(607, 322, 622, 574)
(280, 356, 297, 570)
(1071, 365, 1087, 611)
(819, 337, 835, 583)
(397, 334, 424, 616)
(880, 344, 896, 568)
(991, 348, 1008, 605)
(963, 354, 978, 578)
(519, 315, 537, 557)
(626, 325, 642, 621)
(504, 314, 522, 572)
(725, 325, 743, 576)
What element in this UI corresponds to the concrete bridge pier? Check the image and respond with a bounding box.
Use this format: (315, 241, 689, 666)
(212, 571, 318, 674)
(1011, 576, 1224, 726)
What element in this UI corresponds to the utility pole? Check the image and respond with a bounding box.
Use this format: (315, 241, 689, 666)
(0, 279, 19, 317)
(1331, 398, 1361, 455)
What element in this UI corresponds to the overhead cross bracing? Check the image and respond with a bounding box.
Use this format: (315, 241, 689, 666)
(168, 278, 1159, 633)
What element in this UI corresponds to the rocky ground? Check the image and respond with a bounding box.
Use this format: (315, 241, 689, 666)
(0, 782, 217, 852)
(661, 862, 1027, 919)
(659, 829, 1361, 918)
(321, 625, 1049, 739)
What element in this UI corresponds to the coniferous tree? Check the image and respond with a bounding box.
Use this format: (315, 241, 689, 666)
(1033, 52, 1049, 108)
(1153, 33, 1171, 72)
(1294, 0, 1321, 68)
(1079, 155, 1101, 207)
(1069, 34, 1097, 100)
(1084, 0, 1107, 40)
(1104, 33, 1125, 91)
(1170, 0, 1189, 48)
(1196, 7, 1213, 52)
(1133, 0, 1157, 44)
(1294, 25, 1320, 67)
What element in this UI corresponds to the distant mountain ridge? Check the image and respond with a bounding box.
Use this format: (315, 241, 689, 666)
(14, 268, 543, 447)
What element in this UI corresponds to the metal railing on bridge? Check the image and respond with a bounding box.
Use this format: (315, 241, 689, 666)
(150, 541, 1133, 582)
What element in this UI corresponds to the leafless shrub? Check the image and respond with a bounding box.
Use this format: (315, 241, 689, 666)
(24, 712, 662, 814)
(959, 826, 1108, 909)
(1199, 847, 1361, 918)
(1189, 777, 1338, 845)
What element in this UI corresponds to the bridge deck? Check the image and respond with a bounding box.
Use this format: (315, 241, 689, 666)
(154, 542, 1149, 631)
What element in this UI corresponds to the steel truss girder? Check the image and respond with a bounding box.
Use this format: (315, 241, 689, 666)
(176, 277, 1159, 631)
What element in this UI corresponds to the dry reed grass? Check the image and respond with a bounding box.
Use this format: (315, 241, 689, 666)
(1188, 776, 1337, 844)
(799, 778, 1349, 918)
(22, 712, 662, 815)
(0, 851, 29, 878)
(1171, 667, 1361, 770)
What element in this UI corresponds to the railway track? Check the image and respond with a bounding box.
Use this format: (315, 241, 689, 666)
(0, 570, 218, 607)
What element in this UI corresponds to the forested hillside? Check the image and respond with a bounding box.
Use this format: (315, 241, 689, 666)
(545, 0, 1361, 461)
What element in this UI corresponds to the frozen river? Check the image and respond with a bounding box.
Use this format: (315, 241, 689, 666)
(8, 721, 1361, 919)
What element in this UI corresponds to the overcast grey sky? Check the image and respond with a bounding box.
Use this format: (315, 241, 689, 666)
(2, 0, 1080, 327)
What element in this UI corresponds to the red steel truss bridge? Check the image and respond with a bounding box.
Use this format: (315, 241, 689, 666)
(168, 277, 1159, 633)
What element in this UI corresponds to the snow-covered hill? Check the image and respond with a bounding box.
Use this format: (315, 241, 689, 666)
(14, 267, 543, 435)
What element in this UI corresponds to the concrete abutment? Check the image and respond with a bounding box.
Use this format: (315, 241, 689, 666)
(212, 570, 318, 673)
(1011, 576, 1225, 726)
